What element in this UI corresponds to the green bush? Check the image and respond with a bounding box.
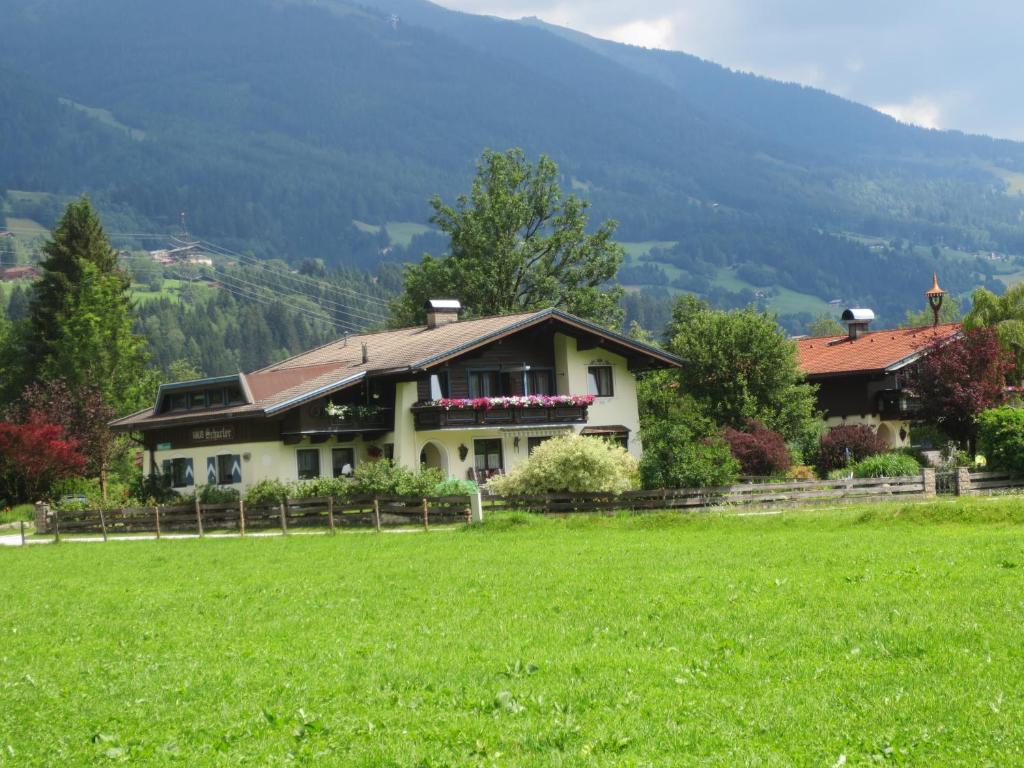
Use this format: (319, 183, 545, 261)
(977, 406, 1024, 475)
(434, 477, 478, 497)
(49, 477, 131, 510)
(244, 479, 292, 504)
(396, 466, 445, 498)
(351, 460, 444, 497)
(489, 434, 639, 496)
(640, 437, 739, 490)
(291, 477, 351, 499)
(197, 484, 240, 503)
(852, 452, 921, 478)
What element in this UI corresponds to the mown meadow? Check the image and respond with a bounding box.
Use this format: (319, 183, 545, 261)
(3, 499, 1024, 766)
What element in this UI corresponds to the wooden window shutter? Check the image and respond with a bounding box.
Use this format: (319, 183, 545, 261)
(207, 457, 217, 485)
(161, 459, 171, 476)
(185, 458, 194, 485)
(231, 454, 242, 484)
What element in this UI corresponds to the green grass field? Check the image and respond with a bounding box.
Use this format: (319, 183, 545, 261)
(4, 499, 1024, 765)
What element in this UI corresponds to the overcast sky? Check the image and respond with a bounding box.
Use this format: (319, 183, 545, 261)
(436, 0, 1024, 141)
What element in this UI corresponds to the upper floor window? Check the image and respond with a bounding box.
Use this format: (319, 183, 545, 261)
(469, 370, 501, 397)
(587, 366, 614, 397)
(429, 372, 449, 400)
(523, 369, 553, 396)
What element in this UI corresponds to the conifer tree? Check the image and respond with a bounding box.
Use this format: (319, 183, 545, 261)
(27, 197, 147, 413)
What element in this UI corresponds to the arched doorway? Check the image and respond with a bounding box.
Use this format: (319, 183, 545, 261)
(876, 422, 897, 447)
(419, 441, 448, 475)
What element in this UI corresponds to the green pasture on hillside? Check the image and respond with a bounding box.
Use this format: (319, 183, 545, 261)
(3, 499, 1024, 765)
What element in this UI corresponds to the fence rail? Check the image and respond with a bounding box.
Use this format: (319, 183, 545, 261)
(965, 471, 1024, 495)
(484, 473, 931, 514)
(38, 495, 473, 537)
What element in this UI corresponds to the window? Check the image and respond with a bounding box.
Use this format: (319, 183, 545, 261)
(469, 370, 500, 397)
(524, 369, 554, 396)
(169, 458, 192, 488)
(188, 391, 207, 409)
(587, 366, 614, 397)
(226, 386, 244, 405)
(527, 436, 550, 455)
(474, 439, 504, 472)
(168, 393, 188, 411)
(297, 449, 321, 480)
(207, 388, 224, 406)
(429, 372, 449, 400)
(332, 447, 355, 478)
(217, 454, 236, 485)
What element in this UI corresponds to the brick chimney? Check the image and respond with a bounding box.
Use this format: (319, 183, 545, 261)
(841, 308, 874, 340)
(425, 299, 461, 329)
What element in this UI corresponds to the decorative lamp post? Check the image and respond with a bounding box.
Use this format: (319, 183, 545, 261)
(925, 272, 946, 327)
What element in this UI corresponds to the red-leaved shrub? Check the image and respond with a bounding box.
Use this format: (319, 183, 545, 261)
(722, 420, 791, 477)
(815, 424, 887, 475)
(0, 417, 86, 503)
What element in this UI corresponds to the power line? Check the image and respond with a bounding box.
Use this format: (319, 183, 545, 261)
(202, 268, 370, 333)
(206, 263, 390, 327)
(164, 267, 365, 333)
(197, 238, 393, 312)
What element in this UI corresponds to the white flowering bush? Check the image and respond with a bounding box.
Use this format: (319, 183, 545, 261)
(489, 434, 639, 496)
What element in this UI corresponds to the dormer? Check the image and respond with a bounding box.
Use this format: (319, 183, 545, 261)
(155, 374, 251, 414)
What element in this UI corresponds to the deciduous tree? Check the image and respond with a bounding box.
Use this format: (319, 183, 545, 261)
(906, 327, 1011, 448)
(964, 284, 1024, 383)
(391, 149, 625, 328)
(665, 296, 818, 442)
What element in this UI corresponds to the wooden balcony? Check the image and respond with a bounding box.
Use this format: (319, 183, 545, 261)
(411, 400, 590, 431)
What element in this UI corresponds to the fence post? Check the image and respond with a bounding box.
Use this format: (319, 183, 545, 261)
(20, 519, 25, 546)
(279, 500, 288, 535)
(327, 496, 336, 535)
(34, 502, 49, 533)
(194, 496, 204, 537)
(373, 497, 381, 532)
(422, 498, 429, 532)
(53, 508, 59, 543)
(470, 492, 483, 524)
(98, 507, 108, 542)
(922, 468, 936, 498)
(955, 467, 972, 496)
(154, 506, 161, 539)
(238, 499, 246, 537)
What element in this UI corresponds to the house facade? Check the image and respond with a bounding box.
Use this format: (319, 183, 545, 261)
(795, 308, 961, 447)
(111, 303, 681, 493)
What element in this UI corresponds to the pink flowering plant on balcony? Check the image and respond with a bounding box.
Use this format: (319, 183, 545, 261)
(419, 394, 596, 410)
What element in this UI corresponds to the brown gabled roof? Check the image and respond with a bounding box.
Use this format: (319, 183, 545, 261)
(111, 308, 681, 431)
(796, 323, 961, 377)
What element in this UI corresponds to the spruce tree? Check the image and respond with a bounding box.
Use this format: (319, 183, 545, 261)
(27, 197, 147, 413)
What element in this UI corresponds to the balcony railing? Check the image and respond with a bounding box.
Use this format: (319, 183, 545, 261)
(411, 395, 593, 431)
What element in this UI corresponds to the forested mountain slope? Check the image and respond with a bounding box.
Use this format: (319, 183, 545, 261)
(2, 0, 1024, 326)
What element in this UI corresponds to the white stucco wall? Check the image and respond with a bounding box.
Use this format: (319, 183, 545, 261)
(822, 414, 911, 448)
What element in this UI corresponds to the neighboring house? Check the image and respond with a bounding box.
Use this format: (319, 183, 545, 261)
(795, 309, 961, 447)
(0, 266, 41, 281)
(111, 301, 681, 493)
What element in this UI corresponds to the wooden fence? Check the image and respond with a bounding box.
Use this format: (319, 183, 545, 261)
(484, 473, 931, 514)
(964, 471, 1024, 496)
(38, 495, 473, 538)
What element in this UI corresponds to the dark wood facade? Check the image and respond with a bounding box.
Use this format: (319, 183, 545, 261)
(415, 329, 558, 401)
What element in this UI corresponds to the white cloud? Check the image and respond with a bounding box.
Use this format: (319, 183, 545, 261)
(602, 16, 676, 49)
(874, 97, 943, 130)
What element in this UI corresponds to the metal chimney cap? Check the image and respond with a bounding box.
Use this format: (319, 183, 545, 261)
(424, 299, 462, 311)
(841, 308, 875, 322)
(925, 272, 946, 298)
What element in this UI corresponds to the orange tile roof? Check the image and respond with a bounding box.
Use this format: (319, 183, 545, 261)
(796, 323, 961, 376)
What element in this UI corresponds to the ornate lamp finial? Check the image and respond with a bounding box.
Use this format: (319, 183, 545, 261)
(925, 272, 946, 327)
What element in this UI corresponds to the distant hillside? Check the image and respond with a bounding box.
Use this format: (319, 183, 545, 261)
(1, 0, 1023, 327)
